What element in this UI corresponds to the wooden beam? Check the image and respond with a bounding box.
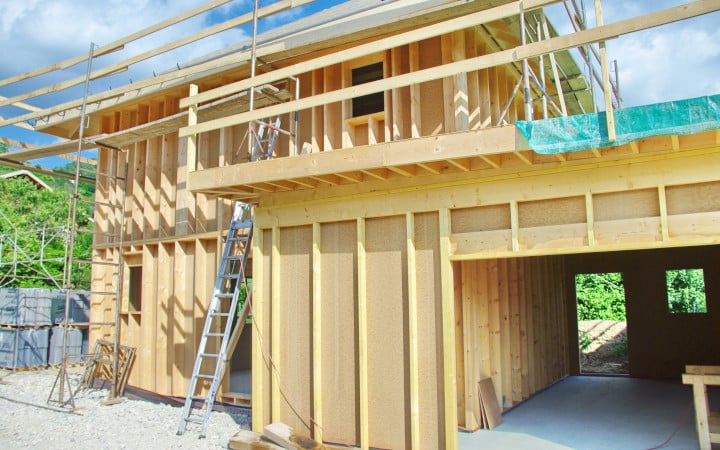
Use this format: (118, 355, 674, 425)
(439, 208, 459, 450)
(658, 185, 670, 242)
(585, 192, 595, 246)
(510, 200, 520, 252)
(311, 223, 322, 442)
(0, 0, 232, 89)
(187, 84, 198, 175)
(595, 0, 616, 142)
(0, 0, 316, 109)
(405, 212, 420, 449)
(180, 0, 720, 138)
(356, 218, 369, 450)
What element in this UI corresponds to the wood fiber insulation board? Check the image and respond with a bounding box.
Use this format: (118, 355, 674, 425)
(160, 99, 177, 238)
(319, 221, 359, 445)
(414, 212, 444, 449)
(278, 225, 314, 436)
(297, 72, 313, 156)
(365, 215, 409, 449)
(418, 37, 444, 137)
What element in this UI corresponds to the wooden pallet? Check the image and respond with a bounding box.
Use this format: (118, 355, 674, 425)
(80, 339, 136, 396)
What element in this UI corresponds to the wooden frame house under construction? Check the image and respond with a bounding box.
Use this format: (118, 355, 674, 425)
(1, 0, 720, 448)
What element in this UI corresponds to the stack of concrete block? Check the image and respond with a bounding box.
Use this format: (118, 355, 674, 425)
(51, 290, 90, 324)
(0, 288, 53, 326)
(48, 326, 87, 365)
(0, 328, 49, 369)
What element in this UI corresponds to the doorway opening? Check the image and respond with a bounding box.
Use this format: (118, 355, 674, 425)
(575, 272, 629, 375)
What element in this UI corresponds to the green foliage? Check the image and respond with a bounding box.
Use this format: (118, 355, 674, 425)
(575, 272, 626, 321)
(0, 165, 94, 289)
(578, 331, 592, 351)
(666, 268, 706, 313)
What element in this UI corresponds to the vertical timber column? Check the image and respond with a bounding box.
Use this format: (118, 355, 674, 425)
(441, 31, 469, 133)
(357, 218, 369, 450)
(312, 223, 323, 442)
(409, 42, 422, 138)
(439, 208, 458, 450)
(595, 0, 616, 142)
(406, 213, 420, 448)
(252, 228, 265, 433)
(271, 226, 281, 422)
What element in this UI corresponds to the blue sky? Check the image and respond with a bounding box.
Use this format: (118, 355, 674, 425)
(0, 0, 717, 167)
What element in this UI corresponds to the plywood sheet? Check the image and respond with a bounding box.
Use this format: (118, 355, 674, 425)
(478, 378, 502, 429)
(319, 221, 359, 444)
(365, 215, 408, 449)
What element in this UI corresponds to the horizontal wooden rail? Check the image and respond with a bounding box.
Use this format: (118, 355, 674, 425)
(180, 0, 719, 138)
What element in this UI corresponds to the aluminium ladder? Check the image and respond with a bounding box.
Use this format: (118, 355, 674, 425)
(177, 201, 254, 437)
(177, 110, 284, 436)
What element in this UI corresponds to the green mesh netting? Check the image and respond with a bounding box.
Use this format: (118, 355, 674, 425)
(515, 94, 720, 154)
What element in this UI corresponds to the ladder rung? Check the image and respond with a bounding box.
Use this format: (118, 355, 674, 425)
(210, 312, 230, 317)
(216, 293, 234, 298)
(183, 417, 204, 425)
(204, 333, 224, 337)
(200, 353, 220, 358)
(196, 374, 215, 379)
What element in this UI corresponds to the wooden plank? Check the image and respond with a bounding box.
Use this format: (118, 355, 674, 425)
(438, 208, 459, 450)
(409, 42, 422, 138)
(0, 0, 231, 89)
(155, 242, 172, 395)
(461, 261, 480, 431)
(187, 84, 199, 174)
(455, 261, 467, 429)
(478, 378, 502, 429)
(263, 422, 321, 450)
(228, 430, 283, 450)
(509, 259, 522, 404)
(311, 223, 322, 442)
(0, 0, 314, 109)
(405, 213, 420, 449)
(595, 0, 616, 142)
(356, 218, 369, 450)
(658, 185, 670, 241)
(160, 96, 178, 238)
(499, 259, 512, 407)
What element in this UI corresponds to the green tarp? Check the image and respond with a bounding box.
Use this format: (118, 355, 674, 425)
(515, 94, 720, 154)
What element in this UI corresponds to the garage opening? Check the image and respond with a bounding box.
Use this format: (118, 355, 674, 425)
(575, 272, 629, 375)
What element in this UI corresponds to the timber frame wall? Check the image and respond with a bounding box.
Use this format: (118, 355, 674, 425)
(1, 1, 718, 449)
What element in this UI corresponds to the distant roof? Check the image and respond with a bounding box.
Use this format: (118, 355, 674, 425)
(0, 170, 53, 191)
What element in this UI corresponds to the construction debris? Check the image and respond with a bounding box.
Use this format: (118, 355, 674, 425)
(263, 422, 322, 450)
(228, 430, 284, 450)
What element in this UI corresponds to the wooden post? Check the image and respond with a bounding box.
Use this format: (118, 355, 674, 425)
(187, 84, 198, 173)
(271, 226, 281, 422)
(356, 218, 369, 450)
(439, 208, 459, 450)
(595, 0, 616, 142)
(405, 213, 420, 448)
(311, 223, 323, 442)
(252, 228, 265, 433)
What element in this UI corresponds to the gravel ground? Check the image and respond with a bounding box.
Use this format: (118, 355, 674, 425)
(0, 366, 249, 449)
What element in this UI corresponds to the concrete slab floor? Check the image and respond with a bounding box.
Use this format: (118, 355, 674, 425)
(459, 376, 719, 450)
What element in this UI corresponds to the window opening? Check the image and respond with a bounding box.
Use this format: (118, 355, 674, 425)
(128, 266, 142, 312)
(666, 268, 706, 314)
(575, 272, 628, 375)
(352, 62, 384, 117)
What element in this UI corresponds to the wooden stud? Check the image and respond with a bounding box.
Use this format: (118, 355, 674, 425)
(187, 85, 198, 174)
(438, 208, 459, 450)
(405, 213, 420, 448)
(510, 200, 520, 252)
(585, 192, 595, 246)
(595, 0, 616, 142)
(658, 185, 670, 242)
(356, 218, 369, 450)
(409, 42, 422, 138)
(271, 226, 281, 422)
(252, 229, 265, 433)
(311, 223, 323, 442)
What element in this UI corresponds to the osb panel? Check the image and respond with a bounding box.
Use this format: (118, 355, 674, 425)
(278, 225, 313, 435)
(451, 204, 511, 233)
(594, 188, 660, 222)
(320, 221, 359, 445)
(518, 196, 586, 228)
(666, 181, 720, 215)
(414, 212, 444, 449)
(365, 215, 409, 449)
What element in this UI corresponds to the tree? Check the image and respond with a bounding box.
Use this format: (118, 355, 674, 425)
(0, 160, 94, 289)
(666, 269, 706, 313)
(575, 272, 626, 321)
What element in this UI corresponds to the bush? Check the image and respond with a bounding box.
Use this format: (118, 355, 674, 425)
(576, 272, 626, 321)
